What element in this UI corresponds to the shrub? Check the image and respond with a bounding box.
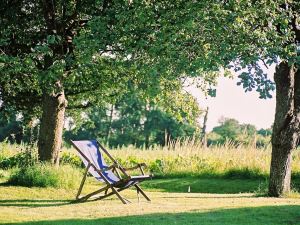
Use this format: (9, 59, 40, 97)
(60, 151, 82, 167)
(0, 157, 16, 169)
(148, 159, 165, 174)
(0, 143, 38, 170)
(8, 164, 83, 189)
(0, 150, 38, 170)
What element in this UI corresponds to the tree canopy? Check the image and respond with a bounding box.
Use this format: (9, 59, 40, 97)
(3, 0, 298, 116)
(65, 80, 201, 147)
(1, 0, 299, 196)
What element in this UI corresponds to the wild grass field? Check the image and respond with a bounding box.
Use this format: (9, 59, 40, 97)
(1, 141, 300, 224)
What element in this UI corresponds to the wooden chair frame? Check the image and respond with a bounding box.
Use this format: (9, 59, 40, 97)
(71, 140, 152, 204)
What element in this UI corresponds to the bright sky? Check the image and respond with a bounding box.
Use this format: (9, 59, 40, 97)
(187, 65, 276, 131)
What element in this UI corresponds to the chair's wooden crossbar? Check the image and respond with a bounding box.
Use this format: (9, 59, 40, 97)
(71, 140, 151, 204)
(76, 186, 110, 202)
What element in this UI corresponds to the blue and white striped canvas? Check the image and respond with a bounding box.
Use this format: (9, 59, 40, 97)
(72, 140, 120, 184)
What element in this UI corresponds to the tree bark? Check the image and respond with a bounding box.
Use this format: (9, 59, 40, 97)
(38, 91, 67, 164)
(269, 61, 300, 197)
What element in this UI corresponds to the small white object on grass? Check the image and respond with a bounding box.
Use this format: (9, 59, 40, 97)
(188, 186, 191, 193)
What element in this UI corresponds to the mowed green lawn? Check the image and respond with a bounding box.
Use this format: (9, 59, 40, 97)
(0, 177, 300, 225)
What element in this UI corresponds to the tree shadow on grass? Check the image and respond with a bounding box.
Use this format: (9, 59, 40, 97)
(3, 205, 300, 225)
(157, 195, 254, 199)
(0, 199, 72, 208)
(0, 182, 15, 187)
(141, 178, 267, 194)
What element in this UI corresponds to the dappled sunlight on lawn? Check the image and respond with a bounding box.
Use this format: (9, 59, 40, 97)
(1, 186, 300, 224)
(2, 205, 300, 225)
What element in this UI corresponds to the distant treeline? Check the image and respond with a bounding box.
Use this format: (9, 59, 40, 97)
(0, 104, 271, 148)
(207, 118, 272, 148)
(0, 84, 202, 148)
(0, 83, 271, 148)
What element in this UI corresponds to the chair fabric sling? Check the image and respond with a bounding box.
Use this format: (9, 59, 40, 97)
(71, 140, 152, 204)
(73, 140, 120, 183)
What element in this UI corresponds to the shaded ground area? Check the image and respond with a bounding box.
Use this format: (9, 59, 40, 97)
(0, 199, 70, 208)
(3, 205, 300, 225)
(141, 177, 266, 194)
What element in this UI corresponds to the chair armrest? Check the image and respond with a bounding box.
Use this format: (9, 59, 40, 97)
(124, 163, 147, 171)
(123, 163, 147, 175)
(97, 164, 118, 173)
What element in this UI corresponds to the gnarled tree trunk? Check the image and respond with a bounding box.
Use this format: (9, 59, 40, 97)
(38, 91, 67, 164)
(269, 61, 300, 197)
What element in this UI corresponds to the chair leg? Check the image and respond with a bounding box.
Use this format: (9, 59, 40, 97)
(122, 197, 132, 203)
(76, 165, 90, 199)
(135, 184, 151, 202)
(111, 186, 128, 204)
(95, 189, 131, 203)
(93, 190, 115, 201)
(76, 186, 109, 202)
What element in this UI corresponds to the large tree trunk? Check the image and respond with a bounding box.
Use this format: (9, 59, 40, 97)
(38, 91, 67, 164)
(268, 62, 300, 197)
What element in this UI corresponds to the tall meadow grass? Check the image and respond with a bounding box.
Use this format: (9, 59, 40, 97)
(2, 139, 300, 180)
(105, 139, 300, 179)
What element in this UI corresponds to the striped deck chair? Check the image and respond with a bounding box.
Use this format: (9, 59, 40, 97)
(71, 140, 152, 204)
